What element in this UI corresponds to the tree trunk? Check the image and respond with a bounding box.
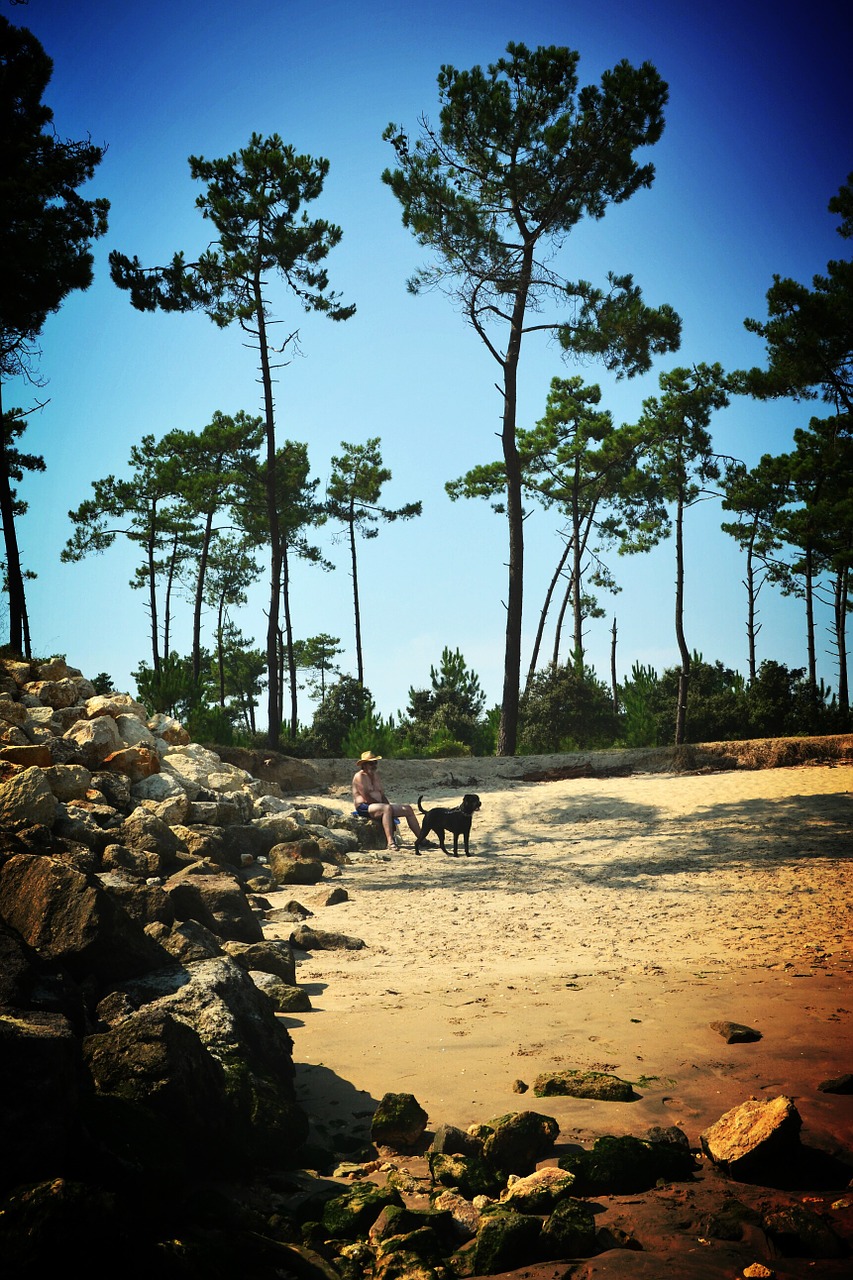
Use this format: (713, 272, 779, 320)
(524, 536, 571, 696)
(674, 489, 690, 745)
(192, 510, 214, 685)
(552, 570, 573, 667)
(610, 617, 618, 713)
(745, 526, 758, 684)
(145, 510, 161, 675)
(0, 391, 29, 657)
(281, 541, 299, 736)
(834, 564, 849, 715)
(496, 248, 533, 757)
(349, 501, 364, 686)
(571, 465, 584, 671)
(804, 542, 817, 716)
(254, 274, 283, 747)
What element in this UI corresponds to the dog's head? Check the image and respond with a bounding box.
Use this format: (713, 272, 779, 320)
(461, 794, 481, 813)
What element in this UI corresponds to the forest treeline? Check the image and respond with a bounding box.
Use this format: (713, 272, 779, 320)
(1, 18, 850, 755)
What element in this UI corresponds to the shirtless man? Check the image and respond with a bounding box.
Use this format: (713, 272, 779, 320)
(352, 751, 424, 852)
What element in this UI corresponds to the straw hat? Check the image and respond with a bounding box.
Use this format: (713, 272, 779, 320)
(358, 751, 381, 764)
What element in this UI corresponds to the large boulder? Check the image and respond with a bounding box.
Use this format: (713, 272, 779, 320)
(213, 745, 323, 794)
(82, 1007, 235, 1173)
(0, 853, 170, 984)
(700, 1095, 802, 1177)
(481, 1111, 560, 1177)
(113, 955, 308, 1163)
(0, 766, 58, 830)
(163, 862, 263, 943)
(62, 716, 122, 767)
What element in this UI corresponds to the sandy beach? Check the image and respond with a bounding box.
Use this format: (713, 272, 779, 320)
(268, 759, 853, 1276)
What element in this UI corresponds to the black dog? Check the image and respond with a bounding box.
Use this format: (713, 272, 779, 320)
(415, 793, 481, 856)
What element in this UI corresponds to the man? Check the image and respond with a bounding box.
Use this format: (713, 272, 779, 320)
(352, 750, 425, 852)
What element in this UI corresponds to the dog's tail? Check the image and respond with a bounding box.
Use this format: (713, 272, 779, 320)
(417, 794, 426, 813)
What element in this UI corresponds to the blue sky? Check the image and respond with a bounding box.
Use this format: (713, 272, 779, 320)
(5, 0, 851, 725)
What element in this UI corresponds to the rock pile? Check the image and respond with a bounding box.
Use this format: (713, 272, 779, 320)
(0, 655, 384, 1272)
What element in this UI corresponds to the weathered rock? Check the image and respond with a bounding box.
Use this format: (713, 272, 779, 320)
(86, 692, 149, 723)
(470, 1208, 542, 1276)
(43, 763, 92, 802)
(0, 743, 52, 768)
(817, 1072, 853, 1094)
(0, 694, 29, 727)
(114, 711, 156, 746)
(482, 1111, 560, 1176)
(62, 715, 123, 766)
(290, 924, 365, 951)
(53, 799, 124, 853)
(164, 862, 263, 943)
(88, 770, 133, 813)
(0, 765, 58, 829)
(82, 1007, 234, 1171)
(214, 745, 323, 794)
(429, 1123, 484, 1159)
(762, 1203, 846, 1258)
(269, 842, 326, 885)
(111, 955, 308, 1163)
(558, 1132, 695, 1195)
(97, 870, 176, 928)
(24, 678, 81, 709)
(147, 712, 190, 745)
(130, 769, 190, 812)
(533, 1068, 636, 1101)
(428, 1151, 503, 1199)
(100, 842, 161, 877)
(700, 1095, 802, 1176)
(500, 1166, 576, 1212)
(101, 745, 160, 783)
(222, 938, 296, 984)
(149, 918, 225, 965)
(371, 1091, 429, 1150)
(249, 970, 311, 1012)
(540, 1197, 599, 1260)
(321, 1180, 405, 1239)
(710, 1019, 762, 1043)
(120, 807, 186, 864)
(0, 853, 169, 983)
(432, 1190, 482, 1242)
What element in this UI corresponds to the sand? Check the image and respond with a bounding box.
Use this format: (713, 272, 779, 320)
(265, 760, 853, 1277)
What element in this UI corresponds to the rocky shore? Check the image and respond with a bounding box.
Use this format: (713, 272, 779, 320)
(1, 656, 851, 1278)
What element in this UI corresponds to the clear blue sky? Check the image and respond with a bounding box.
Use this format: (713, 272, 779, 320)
(6, 0, 851, 724)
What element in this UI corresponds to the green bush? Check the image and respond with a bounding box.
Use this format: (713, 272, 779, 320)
(519, 662, 619, 753)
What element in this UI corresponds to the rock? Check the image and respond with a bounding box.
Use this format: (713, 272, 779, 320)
(533, 1068, 636, 1101)
(428, 1151, 502, 1199)
(213, 745, 323, 794)
(97, 870, 176, 928)
(0, 743, 52, 768)
(321, 1181, 404, 1239)
(290, 924, 365, 951)
(481, 1110, 560, 1176)
(710, 1019, 762, 1043)
(0, 853, 170, 983)
(101, 843, 161, 877)
(0, 694, 29, 727)
(432, 1190, 481, 1242)
(471, 1208, 542, 1275)
(164, 863, 263, 943)
(700, 1095, 802, 1177)
(817, 1072, 853, 1094)
(101, 745, 160, 783)
(53, 799, 124, 853)
(113, 955, 308, 1163)
(62, 715, 122, 766)
(151, 919, 225, 965)
(82, 1007, 234, 1172)
(763, 1203, 846, 1257)
(558, 1133, 695, 1195)
(120, 808, 186, 865)
(222, 938, 296, 984)
(23, 678, 81, 709)
(114, 711, 156, 746)
(0, 765, 58, 829)
(319, 886, 349, 906)
(500, 1166, 576, 1212)
(43, 763, 92, 802)
(540, 1198, 599, 1260)
(430, 1123, 484, 1159)
(86, 692, 149, 722)
(269, 843, 326, 885)
(371, 1091, 429, 1150)
(249, 970, 311, 1012)
(147, 712, 190, 745)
